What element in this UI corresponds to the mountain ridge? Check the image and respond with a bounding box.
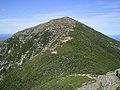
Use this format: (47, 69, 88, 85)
(0, 17, 120, 90)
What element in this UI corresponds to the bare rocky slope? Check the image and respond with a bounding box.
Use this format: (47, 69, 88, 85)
(0, 17, 76, 72)
(0, 17, 120, 90)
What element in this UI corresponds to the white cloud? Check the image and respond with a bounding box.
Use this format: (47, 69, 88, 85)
(0, 19, 27, 24)
(78, 12, 120, 35)
(0, 11, 73, 26)
(0, 8, 120, 35)
(0, 11, 73, 34)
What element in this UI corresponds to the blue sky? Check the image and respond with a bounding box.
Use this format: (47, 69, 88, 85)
(0, 0, 120, 35)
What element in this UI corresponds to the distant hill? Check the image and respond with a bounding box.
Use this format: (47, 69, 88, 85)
(0, 34, 12, 41)
(0, 17, 120, 90)
(110, 35, 120, 41)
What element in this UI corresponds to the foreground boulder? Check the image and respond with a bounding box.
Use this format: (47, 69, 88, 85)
(77, 69, 120, 90)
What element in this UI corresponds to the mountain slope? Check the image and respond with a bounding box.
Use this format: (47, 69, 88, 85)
(0, 17, 77, 73)
(0, 17, 120, 90)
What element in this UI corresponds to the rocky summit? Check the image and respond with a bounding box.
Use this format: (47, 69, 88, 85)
(0, 17, 120, 90)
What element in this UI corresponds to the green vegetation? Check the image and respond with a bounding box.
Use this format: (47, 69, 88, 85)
(0, 19, 120, 90)
(0, 42, 3, 47)
(0, 30, 54, 74)
(40, 30, 53, 45)
(42, 76, 91, 90)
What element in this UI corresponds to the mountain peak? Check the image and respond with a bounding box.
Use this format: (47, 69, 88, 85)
(55, 16, 75, 21)
(15, 17, 77, 36)
(48, 16, 77, 23)
(43, 17, 77, 30)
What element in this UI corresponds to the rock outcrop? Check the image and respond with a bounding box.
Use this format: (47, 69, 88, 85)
(77, 69, 120, 90)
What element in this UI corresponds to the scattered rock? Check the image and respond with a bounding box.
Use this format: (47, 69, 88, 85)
(62, 37, 73, 43)
(51, 50, 57, 54)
